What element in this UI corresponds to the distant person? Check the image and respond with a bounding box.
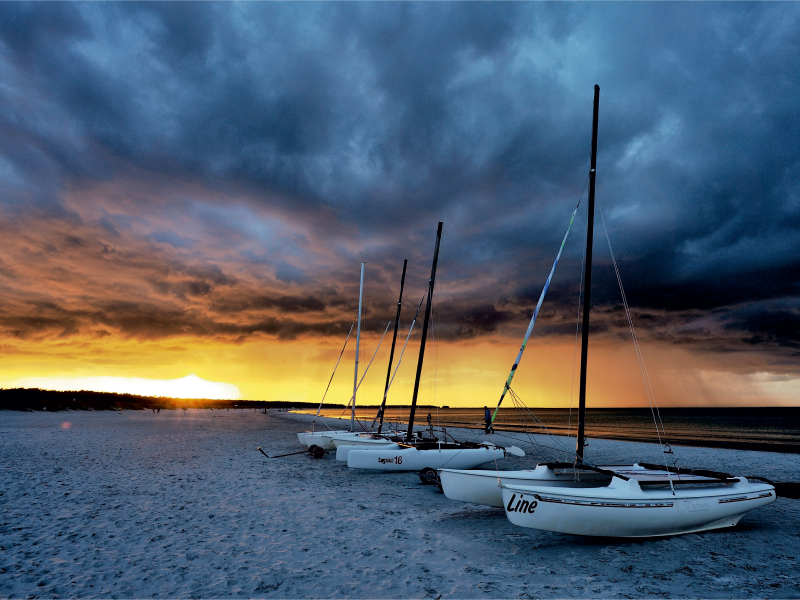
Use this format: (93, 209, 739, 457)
(484, 406, 494, 434)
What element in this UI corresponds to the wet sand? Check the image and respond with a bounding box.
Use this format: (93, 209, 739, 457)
(1, 409, 798, 598)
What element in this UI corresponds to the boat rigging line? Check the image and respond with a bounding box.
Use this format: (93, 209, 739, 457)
(598, 200, 675, 489)
(376, 260, 407, 435)
(312, 320, 355, 432)
(370, 290, 427, 429)
(490, 200, 583, 425)
(506, 387, 572, 458)
(406, 222, 443, 443)
(352, 263, 365, 431)
(334, 319, 392, 426)
(568, 175, 590, 442)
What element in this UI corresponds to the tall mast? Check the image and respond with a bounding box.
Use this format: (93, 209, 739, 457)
(378, 260, 407, 435)
(352, 262, 364, 432)
(406, 223, 443, 443)
(576, 84, 600, 463)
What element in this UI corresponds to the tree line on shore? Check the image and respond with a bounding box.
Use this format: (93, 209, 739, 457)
(0, 388, 331, 412)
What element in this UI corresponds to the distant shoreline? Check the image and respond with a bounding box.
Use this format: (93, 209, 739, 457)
(2, 389, 797, 412)
(0, 388, 322, 412)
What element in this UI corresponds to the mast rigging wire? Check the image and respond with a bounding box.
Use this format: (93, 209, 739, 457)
(370, 291, 428, 428)
(334, 320, 392, 426)
(491, 205, 582, 423)
(492, 175, 591, 425)
(313, 320, 355, 431)
(597, 201, 675, 494)
(568, 178, 591, 440)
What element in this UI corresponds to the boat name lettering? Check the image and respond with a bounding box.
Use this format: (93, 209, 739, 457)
(377, 456, 403, 465)
(505, 493, 538, 514)
(680, 499, 710, 513)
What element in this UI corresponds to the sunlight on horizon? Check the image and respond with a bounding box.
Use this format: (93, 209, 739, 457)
(5, 374, 240, 400)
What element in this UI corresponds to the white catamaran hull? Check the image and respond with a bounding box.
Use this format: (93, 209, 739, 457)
(440, 464, 612, 508)
(501, 476, 776, 538)
(347, 445, 506, 471)
(297, 429, 340, 447)
(333, 438, 398, 452)
(297, 432, 315, 445)
(336, 443, 401, 461)
(331, 434, 398, 448)
(301, 431, 341, 450)
(298, 430, 349, 446)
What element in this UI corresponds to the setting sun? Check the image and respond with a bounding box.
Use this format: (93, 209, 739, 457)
(4, 374, 240, 400)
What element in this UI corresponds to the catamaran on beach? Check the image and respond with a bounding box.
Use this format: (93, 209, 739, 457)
(439, 85, 776, 537)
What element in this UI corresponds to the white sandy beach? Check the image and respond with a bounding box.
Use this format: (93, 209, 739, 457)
(1, 409, 798, 599)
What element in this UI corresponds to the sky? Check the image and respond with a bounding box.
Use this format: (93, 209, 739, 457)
(0, 2, 798, 407)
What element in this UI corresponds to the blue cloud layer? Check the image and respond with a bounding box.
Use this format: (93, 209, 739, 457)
(0, 2, 797, 358)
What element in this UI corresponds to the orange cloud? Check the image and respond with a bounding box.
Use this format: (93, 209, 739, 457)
(1, 175, 796, 408)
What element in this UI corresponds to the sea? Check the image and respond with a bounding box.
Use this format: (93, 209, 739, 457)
(295, 406, 800, 454)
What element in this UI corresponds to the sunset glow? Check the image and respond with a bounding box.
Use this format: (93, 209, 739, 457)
(5, 374, 240, 401)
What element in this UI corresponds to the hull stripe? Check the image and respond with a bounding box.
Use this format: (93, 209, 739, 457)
(533, 494, 673, 509)
(718, 492, 773, 504)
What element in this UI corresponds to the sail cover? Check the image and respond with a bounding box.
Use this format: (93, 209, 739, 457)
(492, 206, 580, 422)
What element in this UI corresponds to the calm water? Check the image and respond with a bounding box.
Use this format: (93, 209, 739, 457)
(296, 406, 800, 454)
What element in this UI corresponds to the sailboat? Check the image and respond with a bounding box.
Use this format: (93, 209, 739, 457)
(303, 317, 394, 451)
(329, 261, 431, 460)
(439, 187, 610, 506)
(298, 263, 368, 451)
(439, 93, 608, 504)
(449, 85, 776, 536)
(304, 260, 422, 456)
(347, 223, 525, 472)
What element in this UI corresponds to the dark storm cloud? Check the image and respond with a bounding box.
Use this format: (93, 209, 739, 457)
(211, 293, 328, 315)
(0, 293, 355, 343)
(0, 2, 798, 358)
(722, 301, 800, 353)
(428, 302, 515, 341)
(90, 299, 352, 342)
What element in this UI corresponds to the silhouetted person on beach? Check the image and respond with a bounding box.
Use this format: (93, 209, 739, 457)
(484, 406, 494, 434)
